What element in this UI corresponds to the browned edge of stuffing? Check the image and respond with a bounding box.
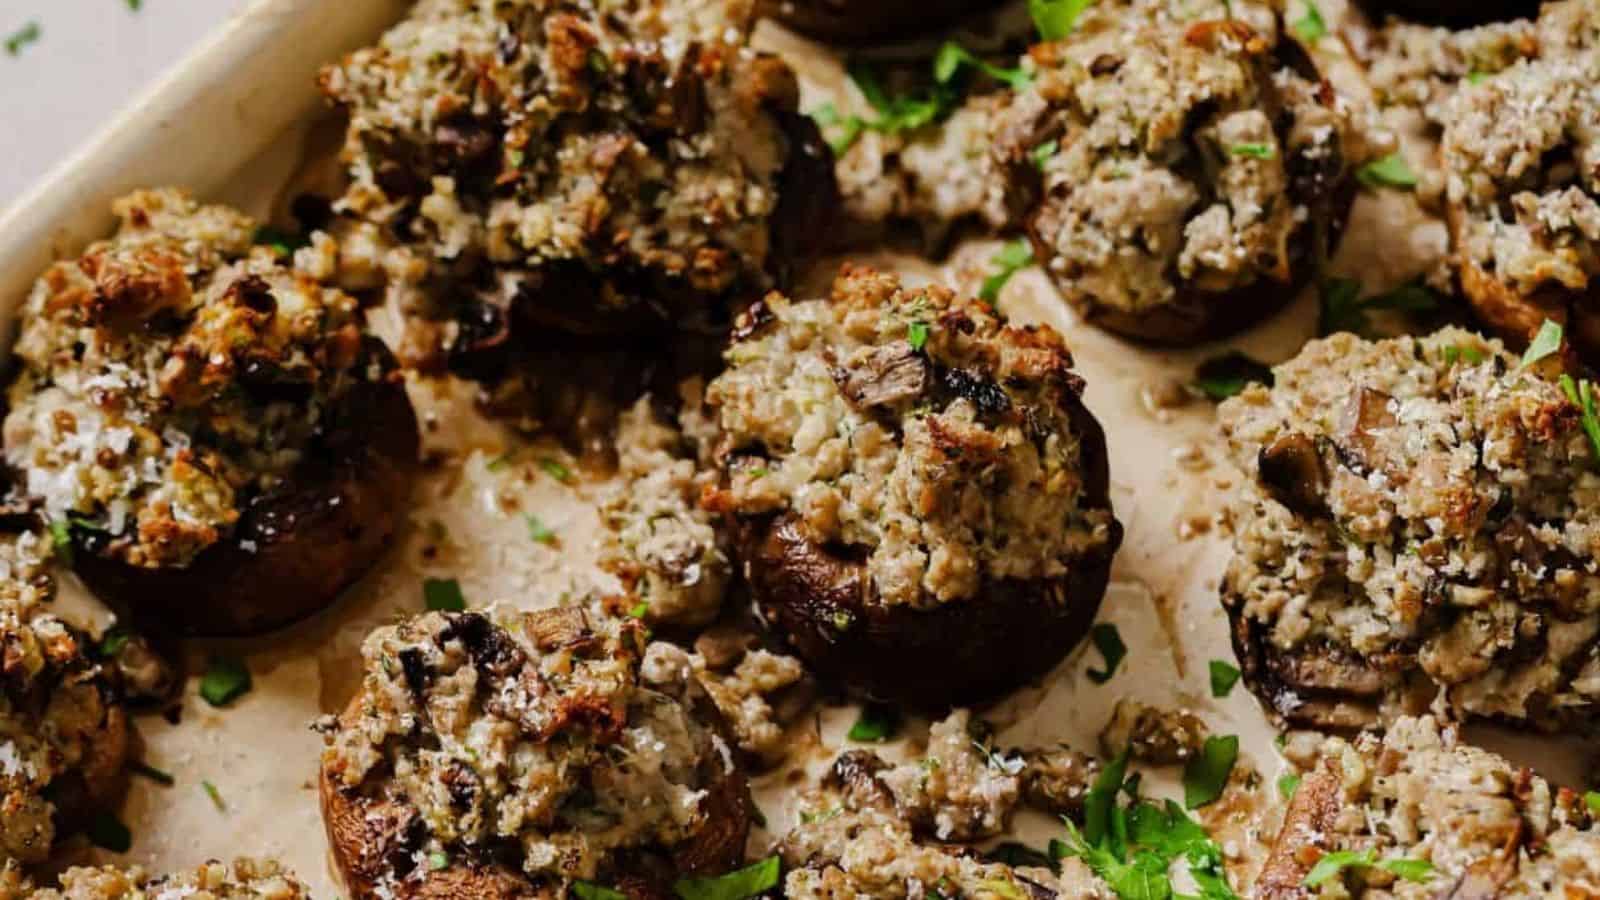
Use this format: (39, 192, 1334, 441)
(69, 339, 420, 637)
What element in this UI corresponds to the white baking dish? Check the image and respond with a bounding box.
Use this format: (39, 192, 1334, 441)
(0, 1, 1582, 895)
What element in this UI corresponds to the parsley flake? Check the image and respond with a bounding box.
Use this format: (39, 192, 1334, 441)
(1305, 850, 1434, 887)
(1194, 352, 1274, 401)
(1522, 319, 1564, 368)
(573, 882, 628, 900)
(907, 321, 930, 351)
(1586, 790, 1600, 814)
(1230, 143, 1275, 160)
(986, 842, 1059, 873)
(127, 0, 143, 11)
(1085, 622, 1125, 684)
(1561, 375, 1600, 463)
(847, 703, 900, 743)
(1031, 140, 1059, 169)
(933, 41, 1031, 90)
(202, 780, 226, 812)
(428, 850, 449, 871)
(1356, 152, 1419, 190)
(252, 225, 306, 257)
(810, 102, 867, 156)
(980, 240, 1034, 306)
(671, 855, 781, 900)
(628, 601, 649, 619)
(525, 514, 557, 545)
(539, 458, 573, 482)
(1029, 0, 1095, 40)
(1277, 773, 1301, 801)
(98, 625, 132, 658)
(1209, 659, 1242, 697)
(47, 519, 72, 564)
(1319, 278, 1440, 336)
(198, 656, 252, 707)
(1183, 734, 1239, 809)
(1293, 2, 1326, 42)
(423, 577, 467, 612)
(4, 22, 40, 57)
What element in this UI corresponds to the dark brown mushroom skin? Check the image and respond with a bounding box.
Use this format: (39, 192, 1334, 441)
(733, 395, 1121, 710)
(1449, 202, 1600, 368)
(758, 0, 1006, 44)
(320, 680, 753, 900)
(1356, 0, 1542, 26)
(1008, 33, 1357, 346)
(1252, 760, 1341, 899)
(72, 338, 420, 637)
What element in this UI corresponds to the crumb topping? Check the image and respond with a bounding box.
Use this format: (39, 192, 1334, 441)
(995, 0, 1354, 317)
(3, 188, 373, 569)
(321, 0, 800, 338)
(0, 528, 125, 865)
(19, 858, 312, 900)
(706, 266, 1117, 609)
(1221, 328, 1600, 730)
(1274, 716, 1598, 898)
(321, 606, 735, 890)
(599, 397, 732, 628)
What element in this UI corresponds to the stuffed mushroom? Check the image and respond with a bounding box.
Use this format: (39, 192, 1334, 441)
(1256, 716, 1599, 898)
(779, 729, 1112, 899)
(3, 189, 419, 636)
(317, 606, 753, 899)
(757, 0, 1006, 45)
(320, 0, 836, 361)
(1437, 0, 1600, 359)
(1219, 328, 1600, 733)
(705, 266, 1122, 707)
(0, 524, 131, 867)
(4, 858, 313, 900)
(993, 0, 1359, 343)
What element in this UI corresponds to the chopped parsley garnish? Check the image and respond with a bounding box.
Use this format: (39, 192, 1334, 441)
(1230, 143, 1275, 160)
(810, 103, 866, 156)
(628, 601, 649, 619)
(128, 760, 174, 785)
(1586, 790, 1600, 814)
(934, 41, 1031, 90)
(1277, 773, 1301, 801)
(202, 780, 226, 812)
(1209, 660, 1242, 698)
(846, 703, 901, 743)
(1031, 140, 1059, 169)
(573, 882, 628, 900)
(1522, 318, 1564, 368)
(1441, 344, 1486, 367)
(1029, 0, 1095, 40)
(428, 850, 450, 871)
(980, 240, 1035, 306)
(1292, 1, 1327, 42)
(1560, 375, 1600, 463)
(671, 855, 781, 900)
(1356, 152, 1419, 190)
(525, 514, 557, 545)
(423, 577, 467, 612)
(1055, 750, 1242, 899)
(4, 22, 40, 57)
(907, 321, 931, 352)
(1085, 622, 1126, 684)
(1194, 353, 1274, 401)
(540, 458, 573, 482)
(198, 656, 252, 707)
(1304, 850, 1434, 887)
(1467, 70, 1490, 85)
(47, 518, 72, 564)
(98, 625, 132, 658)
(485, 450, 517, 471)
(127, 0, 143, 11)
(1183, 735, 1239, 809)
(87, 810, 132, 853)
(1318, 277, 1440, 336)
